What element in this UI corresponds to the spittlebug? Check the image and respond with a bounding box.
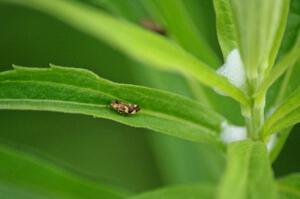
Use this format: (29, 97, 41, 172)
(140, 19, 166, 36)
(110, 100, 140, 115)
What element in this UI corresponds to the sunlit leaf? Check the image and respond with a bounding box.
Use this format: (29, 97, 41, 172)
(213, 0, 238, 58)
(0, 65, 226, 145)
(268, 108, 300, 135)
(263, 88, 300, 137)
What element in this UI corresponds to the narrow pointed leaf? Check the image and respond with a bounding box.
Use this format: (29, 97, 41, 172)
(217, 140, 277, 199)
(263, 88, 300, 137)
(268, 108, 300, 135)
(0, 65, 225, 145)
(213, 0, 238, 58)
(267, 0, 300, 108)
(268, 62, 300, 162)
(0, 145, 124, 199)
(0, 0, 249, 105)
(265, 0, 300, 162)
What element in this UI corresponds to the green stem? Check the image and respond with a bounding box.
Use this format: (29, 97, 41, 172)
(244, 104, 264, 140)
(253, 94, 266, 140)
(243, 77, 266, 140)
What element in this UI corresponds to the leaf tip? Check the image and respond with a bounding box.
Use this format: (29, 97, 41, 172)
(12, 64, 25, 70)
(12, 64, 39, 72)
(49, 63, 60, 69)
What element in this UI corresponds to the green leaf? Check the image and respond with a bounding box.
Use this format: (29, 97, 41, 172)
(213, 0, 238, 58)
(0, 65, 226, 145)
(256, 33, 300, 98)
(268, 3, 300, 160)
(217, 140, 277, 199)
(267, 62, 300, 162)
(265, 0, 300, 112)
(268, 0, 300, 108)
(263, 88, 300, 137)
(268, 108, 300, 136)
(277, 174, 300, 199)
(0, 0, 249, 106)
(147, 0, 221, 67)
(0, 145, 124, 199)
(230, 0, 290, 82)
(129, 184, 214, 199)
(277, 0, 300, 59)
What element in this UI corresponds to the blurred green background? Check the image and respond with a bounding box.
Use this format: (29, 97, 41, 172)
(0, 1, 299, 194)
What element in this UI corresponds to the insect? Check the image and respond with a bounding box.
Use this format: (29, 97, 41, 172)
(110, 100, 140, 115)
(140, 19, 167, 36)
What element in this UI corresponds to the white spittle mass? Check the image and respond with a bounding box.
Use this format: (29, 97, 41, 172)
(217, 49, 246, 91)
(220, 122, 247, 144)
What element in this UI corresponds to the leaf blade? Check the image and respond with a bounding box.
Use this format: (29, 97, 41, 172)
(265, 0, 300, 162)
(263, 88, 300, 137)
(268, 108, 300, 135)
(0, 65, 225, 145)
(213, 0, 238, 58)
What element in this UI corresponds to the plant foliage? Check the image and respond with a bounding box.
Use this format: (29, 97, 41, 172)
(0, 0, 299, 198)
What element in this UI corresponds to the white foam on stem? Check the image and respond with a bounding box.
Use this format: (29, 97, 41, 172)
(220, 122, 247, 144)
(217, 49, 246, 90)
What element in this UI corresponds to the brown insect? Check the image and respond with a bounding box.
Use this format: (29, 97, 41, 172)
(110, 100, 140, 115)
(140, 19, 166, 36)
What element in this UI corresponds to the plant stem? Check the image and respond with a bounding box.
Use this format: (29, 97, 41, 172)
(243, 78, 266, 140)
(252, 94, 265, 139)
(243, 104, 263, 140)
